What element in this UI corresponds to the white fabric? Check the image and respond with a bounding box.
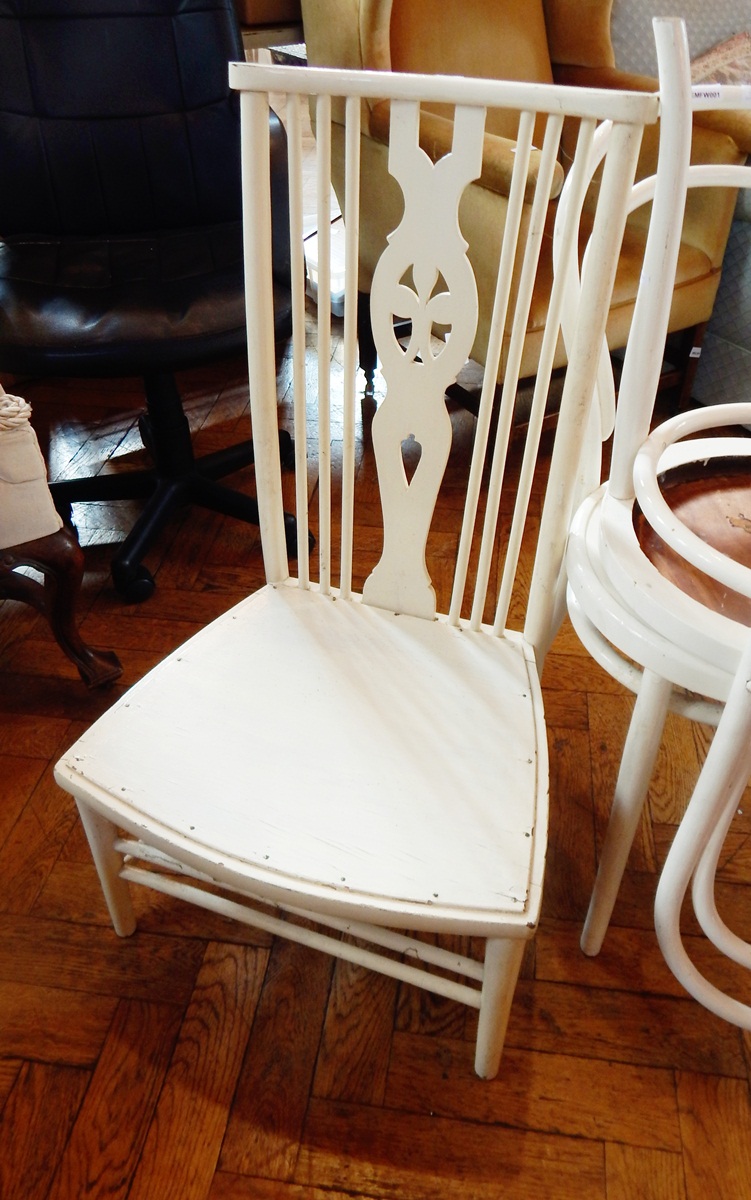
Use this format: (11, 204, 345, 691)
(0, 393, 63, 547)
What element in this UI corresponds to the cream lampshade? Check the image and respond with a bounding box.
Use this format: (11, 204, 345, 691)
(0, 388, 63, 549)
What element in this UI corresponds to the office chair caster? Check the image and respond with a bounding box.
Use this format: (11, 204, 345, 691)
(112, 560, 156, 604)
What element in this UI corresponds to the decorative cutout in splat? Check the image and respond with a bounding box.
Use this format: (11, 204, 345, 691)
(400, 434, 422, 485)
(362, 100, 485, 618)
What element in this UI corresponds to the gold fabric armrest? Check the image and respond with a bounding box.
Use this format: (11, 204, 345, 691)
(370, 103, 564, 201)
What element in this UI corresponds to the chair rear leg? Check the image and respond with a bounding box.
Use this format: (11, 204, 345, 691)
(581, 669, 673, 955)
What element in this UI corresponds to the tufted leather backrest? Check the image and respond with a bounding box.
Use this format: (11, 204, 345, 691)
(0, 0, 245, 236)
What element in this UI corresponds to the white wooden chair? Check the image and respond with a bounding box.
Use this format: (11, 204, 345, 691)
(565, 81, 751, 1023)
(638, 406, 751, 1027)
(54, 24, 685, 1078)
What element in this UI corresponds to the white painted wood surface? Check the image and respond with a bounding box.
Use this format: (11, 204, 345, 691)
(363, 100, 483, 619)
(563, 70, 751, 1005)
(61, 581, 544, 928)
(655, 629, 751, 1028)
(55, 48, 670, 1078)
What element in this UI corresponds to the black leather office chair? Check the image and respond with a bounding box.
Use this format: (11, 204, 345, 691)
(0, 0, 293, 602)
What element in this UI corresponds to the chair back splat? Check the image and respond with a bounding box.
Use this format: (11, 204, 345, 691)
(54, 20, 687, 1079)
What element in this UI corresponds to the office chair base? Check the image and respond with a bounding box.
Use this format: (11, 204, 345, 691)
(49, 370, 298, 602)
(51, 433, 295, 602)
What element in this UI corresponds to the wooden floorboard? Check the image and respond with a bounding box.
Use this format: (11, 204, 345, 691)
(1, 347, 750, 1199)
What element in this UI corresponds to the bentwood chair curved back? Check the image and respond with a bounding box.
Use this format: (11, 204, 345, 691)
(0, 0, 292, 602)
(564, 83, 751, 1020)
(53, 22, 688, 1078)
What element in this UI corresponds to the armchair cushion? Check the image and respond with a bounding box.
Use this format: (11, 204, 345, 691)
(302, 0, 370, 70)
(389, 0, 553, 83)
(543, 0, 615, 69)
(389, 0, 553, 142)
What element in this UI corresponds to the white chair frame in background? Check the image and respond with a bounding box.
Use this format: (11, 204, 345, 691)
(54, 22, 689, 1078)
(565, 81, 751, 1024)
(638, 406, 751, 1027)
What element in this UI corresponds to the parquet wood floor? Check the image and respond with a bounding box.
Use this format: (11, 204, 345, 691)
(1, 338, 751, 1199)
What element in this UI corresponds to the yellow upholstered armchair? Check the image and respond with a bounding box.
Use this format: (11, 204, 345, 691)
(300, 0, 751, 402)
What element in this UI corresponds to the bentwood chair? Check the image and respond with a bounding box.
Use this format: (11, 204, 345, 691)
(564, 86, 751, 1018)
(0, 0, 292, 603)
(638, 405, 751, 1027)
(53, 22, 688, 1078)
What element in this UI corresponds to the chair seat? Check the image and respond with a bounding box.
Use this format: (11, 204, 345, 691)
(0, 222, 292, 376)
(55, 580, 547, 933)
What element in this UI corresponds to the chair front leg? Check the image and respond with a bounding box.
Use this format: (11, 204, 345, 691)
(76, 800, 137, 937)
(474, 936, 526, 1080)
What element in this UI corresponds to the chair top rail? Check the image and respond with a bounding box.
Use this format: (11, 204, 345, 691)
(229, 60, 659, 125)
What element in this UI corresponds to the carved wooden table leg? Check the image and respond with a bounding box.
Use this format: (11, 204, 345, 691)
(0, 526, 122, 688)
